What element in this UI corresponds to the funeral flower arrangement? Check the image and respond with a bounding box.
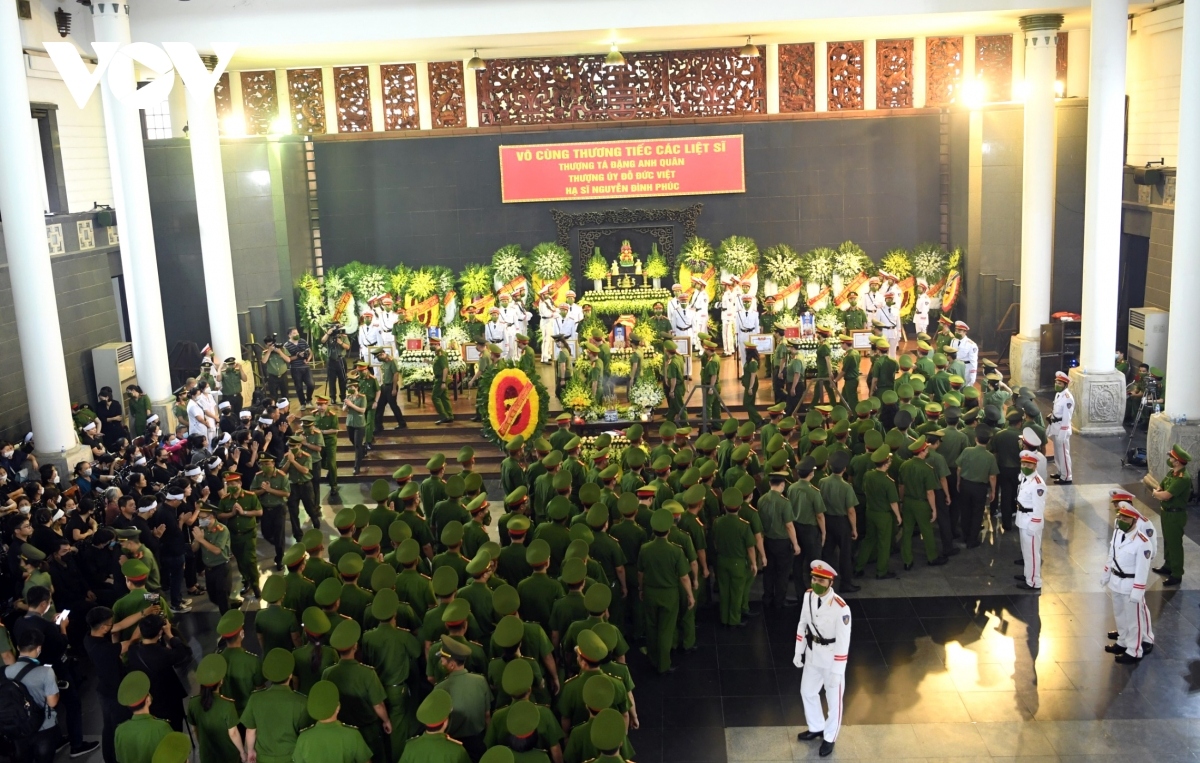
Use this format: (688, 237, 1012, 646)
(526, 242, 571, 280)
(679, 236, 714, 271)
(630, 380, 664, 411)
(459, 264, 493, 300)
(799, 247, 836, 285)
(492, 244, 526, 284)
(834, 241, 873, 279)
(585, 253, 610, 281)
(762, 244, 802, 286)
(716, 235, 759, 275)
(645, 251, 669, 279)
(579, 288, 672, 316)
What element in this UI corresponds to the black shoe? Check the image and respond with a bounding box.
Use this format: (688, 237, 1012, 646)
(797, 730, 823, 742)
(841, 583, 861, 593)
(1143, 642, 1154, 655)
(1104, 643, 1125, 654)
(1107, 631, 1119, 640)
(396, 422, 408, 429)
(730, 620, 747, 628)
(1013, 582, 1040, 591)
(70, 742, 100, 758)
(1014, 559, 1025, 566)
(1163, 577, 1182, 586)
(876, 572, 897, 580)
(1115, 652, 1142, 664)
(1014, 574, 1027, 581)
(928, 557, 949, 566)
(1152, 566, 1171, 575)
(469, 416, 481, 422)
(819, 740, 835, 757)
(274, 563, 284, 572)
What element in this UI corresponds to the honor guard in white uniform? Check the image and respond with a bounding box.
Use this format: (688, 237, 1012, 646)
(537, 285, 557, 362)
(721, 278, 741, 356)
(688, 274, 711, 352)
(862, 277, 884, 328)
(375, 294, 400, 356)
(1049, 371, 1074, 483)
(1021, 428, 1049, 483)
(953, 321, 979, 386)
(793, 561, 851, 758)
(1102, 503, 1154, 662)
(484, 307, 506, 352)
(878, 293, 901, 358)
(668, 284, 694, 377)
(497, 293, 523, 361)
(564, 291, 584, 325)
(512, 285, 533, 336)
(881, 271, 903, 303)
(1109, 490, 1156, 652)
(551, 303, 577, 343)
(913, 283, 932, 335)
(735, 294, 760, 365)
(1014, 452, 1047, 590)
(357, 308, 380, 367)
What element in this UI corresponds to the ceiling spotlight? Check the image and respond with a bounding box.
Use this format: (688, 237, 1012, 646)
(739, 36, 759, 58)
(467, 50, 485, 70)
(604, 42, 626, 67)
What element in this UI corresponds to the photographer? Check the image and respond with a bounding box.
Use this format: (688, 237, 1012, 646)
(322, 322, 351, 403)
(284, 326, 315, 406)
(1123, 362, 1152, 428)
(260, 335, 291, 401)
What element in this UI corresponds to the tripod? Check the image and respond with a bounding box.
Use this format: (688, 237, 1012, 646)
(1120, 385, 1159, 468)
(679, 382, 735, 433)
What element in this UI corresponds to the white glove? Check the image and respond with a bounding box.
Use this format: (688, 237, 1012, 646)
(793, 654, 805, 669)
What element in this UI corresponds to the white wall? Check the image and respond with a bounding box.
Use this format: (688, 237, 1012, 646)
(1126, 4, 1183, 166)
(19, 0, 113, 213)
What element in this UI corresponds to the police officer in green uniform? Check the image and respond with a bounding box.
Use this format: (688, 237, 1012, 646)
(217, 473, 262, 600)
(323, 619, 391, 763)
(186, 654, 245, 763)
(855, 446, 902, 580)
(711, 488, 757, 626)
(256, 575, 301, 653)
(398, 689, 470, 763)
(215, 610, 264, 715)
(955, 431, 999, 548)
(837, 334, 861, 412)
(241, 649, 312, 763)
(899, 436, 948, 569)
(284, 435, 318, 535)
(700, 340, 722, 422)
(314, 396, 340, 496)
(253, 456, 292, 567)
(434, 636, 493, 758)
(638, 509, 694, 673)
(337, 553, 376, 626)
(293, 681, 373, 763)
(517, 540, 565, 634)
(1152, 445, 1193, 585)
(431, 338, 454, 424)
(293, 608, 337, 695)
(113, 672, 172, 763)
(360, 589, 423, 758)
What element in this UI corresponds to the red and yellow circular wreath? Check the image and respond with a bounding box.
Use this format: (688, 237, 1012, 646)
(485, 368, 543, 443)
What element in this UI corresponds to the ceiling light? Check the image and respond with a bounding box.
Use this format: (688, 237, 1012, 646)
(54, 7, 71, 37)
(221, 116, 245, 137)
(1054, 79, 1065, 97)
(604, 43, 626, 67)
(739, 36, 759, 58)
(467, 50, 485, 71)
(271, 115, 291, 135)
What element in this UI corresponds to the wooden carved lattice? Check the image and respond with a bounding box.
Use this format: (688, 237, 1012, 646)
(976, 34, 1013, 102)
(1056, 33, 1069, 91)
(334, 66, 372, 132)
(827, 41, 864, 110)
(926, 37, 964, 106)
(286, 68, 326, 135)
(667, 49, 764, 116)
(428, 61, 467, 128)
(475, 48, 762, 126)
(240, 71, 278, 135)
(381, 63, 420, 131)
(876, 39, 913, 108)
(214, 72, 232, 125)
(778, 43, 815, 113)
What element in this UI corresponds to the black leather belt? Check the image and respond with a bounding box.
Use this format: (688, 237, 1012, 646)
(1112, 570, 1133, 579)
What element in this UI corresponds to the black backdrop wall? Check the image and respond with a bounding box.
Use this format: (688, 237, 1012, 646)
(313, 115, 943, 272)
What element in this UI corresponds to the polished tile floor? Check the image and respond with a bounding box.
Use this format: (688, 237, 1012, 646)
(67, 423, 1200, 763)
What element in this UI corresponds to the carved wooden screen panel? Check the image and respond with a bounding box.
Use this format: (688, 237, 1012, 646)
(1056, 33, 1068, 89)
(577, 53, 671, 121)
(428, 61, 467, 128)
(667, 49, 765, 116)
(333, 66, 373, 132)
(976, 34, 1013, 102)
(778, 43, 815, 113)
(214, 72, 232, 126)
(827, 41, 864, 110)
(240, 71, 278, 135)
(476, 57, 585, 125)
(926, 36, 964, 106)
(286, 68, 326, 134)
(876, 38, 913, 108)
(381, 63, 419, 131)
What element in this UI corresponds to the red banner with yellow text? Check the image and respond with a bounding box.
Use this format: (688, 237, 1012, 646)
(499, 136, 745, 203)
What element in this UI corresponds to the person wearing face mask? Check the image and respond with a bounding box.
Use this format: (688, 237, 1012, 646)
(1102, 503, 1154, 663)
(793, 560, 851, 758)
(1151, 445, 1192, 587)
(0, 438, 37, 484)
(192, 506, 234, 613)
(952, 321, 978, 386)
(96, 386, 129, 449)
(1013, 452, 1047, 591)
(1048, 371, 1075, 484)
(153, 487, 194, 615)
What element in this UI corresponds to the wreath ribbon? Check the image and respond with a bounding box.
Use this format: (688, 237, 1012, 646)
(498, 380, 535, 438)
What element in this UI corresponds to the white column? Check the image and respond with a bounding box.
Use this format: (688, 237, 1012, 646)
(814, 42, 829, 112)
(367, 63, 385, 131)
(1067, 29, 1091, 98)
(184, 72, 242, 361)
(1149, 0, 1200, 480)
(321, 67, 337, 133)
(0, 3, 81, 460)
(463, 58, 480, 128)
(863, 39, 877, 110)
(913, 36, 927, 108)
(415, 61, 433, 130)
(766, 43, 780, 114)
(91, 3, 174, 414)
(1071, 0, 1128, 435)
(1009, 14, 1064, 389)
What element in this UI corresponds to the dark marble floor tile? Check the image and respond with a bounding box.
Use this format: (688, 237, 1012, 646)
(868, 616, 928, 642)
(627, 726, 663, 763)
(660, 668, 722, 697)
(1020, 688, 1103, 720)
(661, 695, 723, 728)
(721, 694, 786, 727)
(719, 668, 780, 696)
(712, 621, 772, 646)
(958, 689, 1036, 722)
(908, 595, 971, 618)
(716, 642, 776, 670)
(674, 643, 719, 669)
(658, 723, 728, 763)
(920, 615, 979, 643)
(856, 597, 918, 619)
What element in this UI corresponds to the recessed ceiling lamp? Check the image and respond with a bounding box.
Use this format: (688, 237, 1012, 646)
(467, 50, 485, 70)
(739, 36, 759, 57)
(604, 43, 626, 67)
